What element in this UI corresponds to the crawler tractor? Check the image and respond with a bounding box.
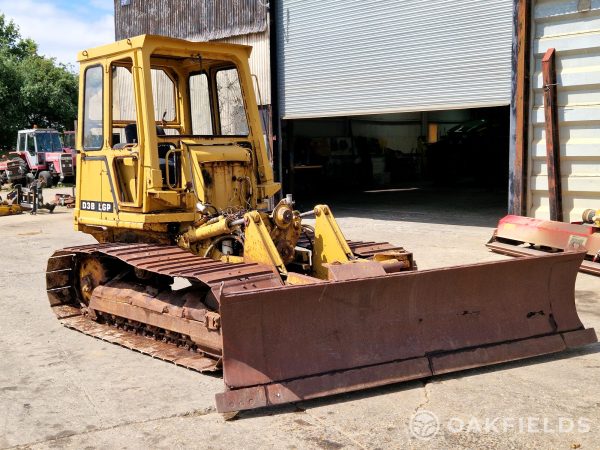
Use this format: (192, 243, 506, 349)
(46, 35, 597, 414)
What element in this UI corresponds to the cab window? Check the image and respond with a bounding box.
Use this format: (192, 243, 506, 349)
(216, 68, 249, 136)
(83, 65, 104, 150)
(189, 73, 213, 135)
(27, 133, 36, 154)
(18, 133, 25, 151)
(37, 133, 62, 152)
(112, 61, 137, 146)
(151, 68, 176, 122)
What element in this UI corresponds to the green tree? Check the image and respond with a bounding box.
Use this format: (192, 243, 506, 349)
(0, 50, 23, 147)
(19, 55, 78, 130)
(0, 14, 37, 59)
(0, 13, 77, 148)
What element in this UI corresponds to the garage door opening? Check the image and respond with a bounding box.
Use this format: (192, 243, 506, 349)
(285, 105, 509, 192)
(283, 105, 510, 225)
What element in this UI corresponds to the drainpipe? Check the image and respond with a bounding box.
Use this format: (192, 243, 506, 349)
(269, 0, 284, 200)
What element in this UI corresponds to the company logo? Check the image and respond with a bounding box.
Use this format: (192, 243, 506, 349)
(410, 410, 440, 440)
(408, 411, 592, 441)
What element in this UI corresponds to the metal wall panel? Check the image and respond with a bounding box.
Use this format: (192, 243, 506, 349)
(114, 0, 267, 41)
(528, 0, 600, 221)
(277, 0, 514, 119)
(113, 2, 271, 106)
(218, 31, 271, 105)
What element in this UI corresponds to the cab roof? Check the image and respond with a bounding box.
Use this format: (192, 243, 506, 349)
(19, 129, 58, 133)
(77, 34, 252, 63)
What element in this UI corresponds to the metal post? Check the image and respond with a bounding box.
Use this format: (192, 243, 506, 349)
(269, 1, 284, 200)
(509, 0, 532, 216)
(542, 48, 563, 222)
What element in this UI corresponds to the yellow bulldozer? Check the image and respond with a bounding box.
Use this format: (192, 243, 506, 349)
(46, 35, 596, 414)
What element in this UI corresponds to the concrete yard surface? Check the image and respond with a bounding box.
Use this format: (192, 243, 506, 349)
(1, 187, 599, 449)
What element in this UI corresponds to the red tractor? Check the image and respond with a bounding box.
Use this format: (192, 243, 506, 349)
(0, 128, 76, 187)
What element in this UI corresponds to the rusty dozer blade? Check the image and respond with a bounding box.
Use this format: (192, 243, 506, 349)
(488, 214, 600, 276)
(215, 251, 597, 413)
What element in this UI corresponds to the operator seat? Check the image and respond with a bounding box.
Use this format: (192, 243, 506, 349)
(156, 126, 177, 187)
(114, 124, 177, 187)
(125, 123, 138, 144)
(112, 123, 138, 149)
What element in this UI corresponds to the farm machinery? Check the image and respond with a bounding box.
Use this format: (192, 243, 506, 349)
(489, 213, 600, 276)
(0, 182, 57, 216)
(0, 128, 76, 187)
(45, 35, 596, 414)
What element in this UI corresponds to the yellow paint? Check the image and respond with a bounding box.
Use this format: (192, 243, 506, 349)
(0, 204, 22, 216)
(182, 217, 232, 244)
(243, 211, 286, 274)
(72, 35, 363, 283)
(312, 205, 353, 279)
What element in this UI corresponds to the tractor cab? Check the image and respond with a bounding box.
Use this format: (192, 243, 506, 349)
(3, 128, 77, 186)
(16, 129, 63, 166)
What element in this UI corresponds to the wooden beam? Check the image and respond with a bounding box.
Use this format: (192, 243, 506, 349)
(542, 47, 563, 222)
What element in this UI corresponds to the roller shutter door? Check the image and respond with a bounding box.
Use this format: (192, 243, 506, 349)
(277, 0, 514, 119)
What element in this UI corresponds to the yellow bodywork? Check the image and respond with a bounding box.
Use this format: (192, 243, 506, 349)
(74, 35, 278, 235)
(73, 35, 410, 280)
(312, 205, 353, 278)
(0, 204, 22, 216)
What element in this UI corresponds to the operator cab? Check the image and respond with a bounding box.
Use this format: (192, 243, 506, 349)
(81, 44, 255, 205)
(76, 35, 278, 221)
(84, 54, 250, 172)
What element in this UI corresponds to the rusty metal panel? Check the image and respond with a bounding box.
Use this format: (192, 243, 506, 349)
(114, 0, 268, 42)
(542, 48, 563, 221)
(431, 334, 567, 375)
(219, 251, 589, 389)
(509, 0, 532, 216)
(216, 251, 596, 412)
(216, 357, 432, 412)
(216, 324, 598, 413)
(492, 214, 600, 256)
(561, 328, 598, 348)
(529, 0, 600, 221)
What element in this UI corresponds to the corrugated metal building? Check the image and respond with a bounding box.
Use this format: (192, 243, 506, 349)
(527, 0, 600, 221)
(275, 0, 514, 194)
(113, 0, 515, 195)
(277, 0, 513, 119)
(112, 0, 600, 215)
(114, 0, 271, 107)
(115, 0, 267, 41)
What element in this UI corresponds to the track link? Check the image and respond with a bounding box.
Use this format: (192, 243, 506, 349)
(46, 243, 283, 373)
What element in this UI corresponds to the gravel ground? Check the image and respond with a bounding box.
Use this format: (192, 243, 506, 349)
(0, 186, 598, 449)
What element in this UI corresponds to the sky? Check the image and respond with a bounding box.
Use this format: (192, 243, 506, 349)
(0, 0, 114, 69)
